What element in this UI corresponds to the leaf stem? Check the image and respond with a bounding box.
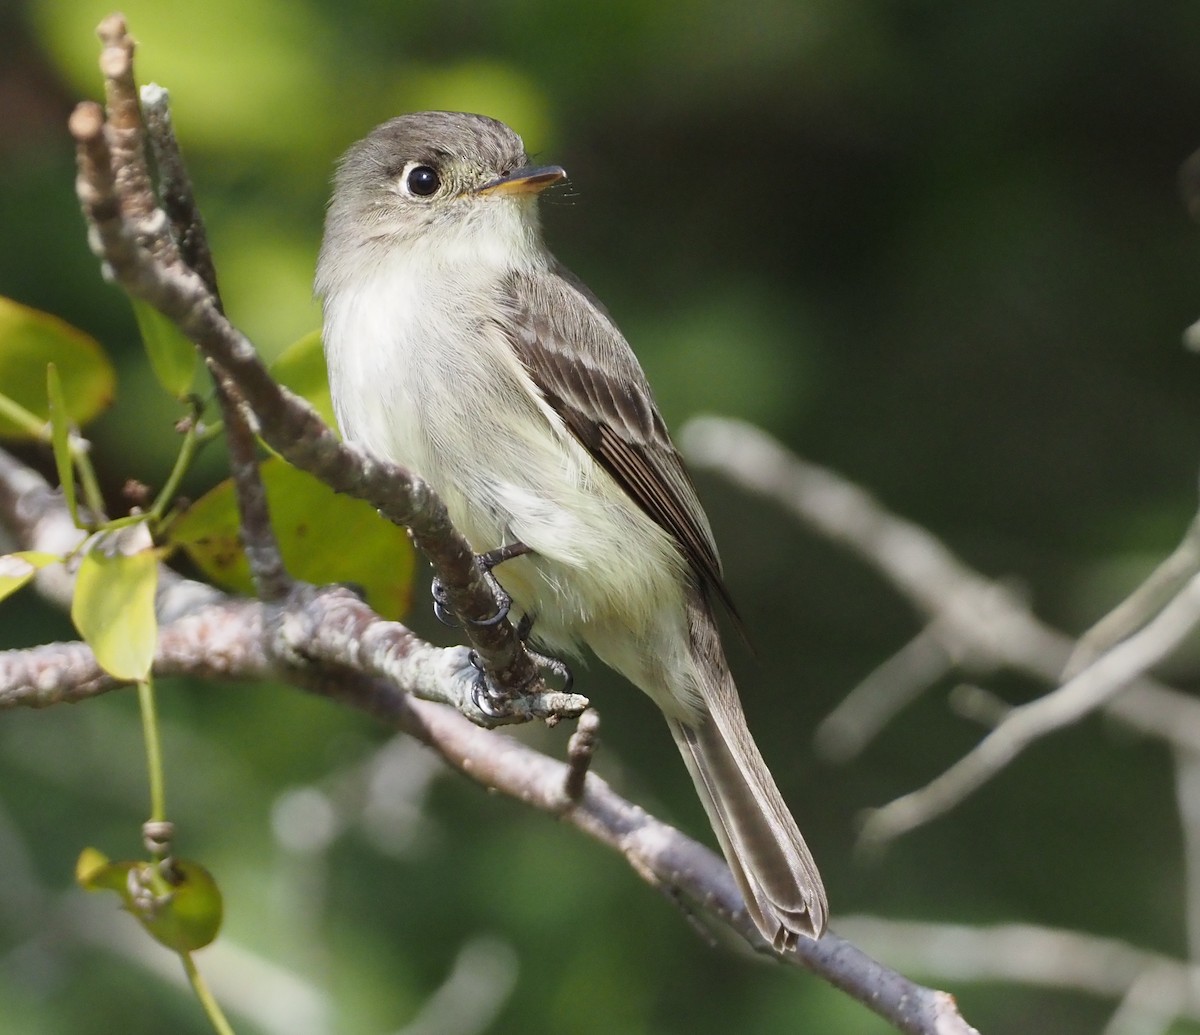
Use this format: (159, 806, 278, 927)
(137, 677, 167, 824)
(71, 435, 106, 518)
(181, 952, 236, 1035)
(150, 403, 203, 523)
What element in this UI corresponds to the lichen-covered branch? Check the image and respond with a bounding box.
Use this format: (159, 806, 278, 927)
(71, 13, 540, 702)
(0, 443, 974, 1034)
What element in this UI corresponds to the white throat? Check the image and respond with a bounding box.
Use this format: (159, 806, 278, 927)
(317, 196, 548, 471)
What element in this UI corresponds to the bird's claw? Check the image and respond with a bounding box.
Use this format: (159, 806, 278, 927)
(431, 574, 511, 628)
(467, 644, 574, 717)
(430, 542, 531, 628)
(431, 577, 461, 627)
(467, 651, 510, 718)
(526, 646, 573, 696)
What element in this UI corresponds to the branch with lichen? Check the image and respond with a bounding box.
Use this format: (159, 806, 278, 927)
(71, 14, 544, 707)
(0, 439, 975, 1035)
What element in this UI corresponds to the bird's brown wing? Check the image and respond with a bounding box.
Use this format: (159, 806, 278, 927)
(497, 264, 735, 616)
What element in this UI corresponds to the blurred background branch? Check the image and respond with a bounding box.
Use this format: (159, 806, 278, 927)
(684, 417, 1200, 841)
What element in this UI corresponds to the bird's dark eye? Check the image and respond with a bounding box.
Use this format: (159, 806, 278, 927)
(406, 165, 440, 197)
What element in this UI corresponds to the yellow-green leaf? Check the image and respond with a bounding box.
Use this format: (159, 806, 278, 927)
(71, 546, 160, 680)
(0, 296, 115, 438)
(0, 390, 45, 438)
(46, 363, 77, 522)
(132, 299, 199, 400)
(76, 846, 129, 893)
(0, 551, 58, 604)
(270, 329, 336, 431)
(140, 858, 224, 952)
(169, 457, 413, 619)
(76, 849, 224, 951)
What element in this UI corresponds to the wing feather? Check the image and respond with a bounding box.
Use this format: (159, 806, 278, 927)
(498, 265, 736, 616)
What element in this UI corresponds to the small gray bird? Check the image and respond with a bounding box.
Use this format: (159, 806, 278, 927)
(316, 111, 828, 948)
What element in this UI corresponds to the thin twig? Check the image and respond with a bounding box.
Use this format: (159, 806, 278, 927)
(140, 84, 223, 304)
(1174, 747, 1200, 963)
(132, 26, 288, 602)
(684, 416, 1200, 840)
(861, 572, 1200, 843)
(1064, 511, 1200, 678)
(70, 14, 543, 710)
(815, 625, 953, 762)
(836, 915, 1200, 1022)
(564, 707, 600, 801)
(1101, 966, 1185, 1035)
(141, 77, 290, 600)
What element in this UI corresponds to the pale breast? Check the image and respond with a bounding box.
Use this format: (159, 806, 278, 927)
(321, 246, 688, 674)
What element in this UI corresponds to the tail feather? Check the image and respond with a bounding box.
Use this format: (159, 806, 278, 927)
(668, 709, 827, 948)
(589, 591, 828, 948)
(667, 601, 827, 948)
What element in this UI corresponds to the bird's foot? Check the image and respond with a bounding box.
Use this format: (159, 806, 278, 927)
(431, 542, 532, 628)
(467, 643, 574, 718)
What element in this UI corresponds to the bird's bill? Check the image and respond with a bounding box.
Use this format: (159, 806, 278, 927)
(474, 165, 567, 196)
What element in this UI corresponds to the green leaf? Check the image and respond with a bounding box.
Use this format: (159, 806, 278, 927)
(76, 846, 128, 893)
(46, 363, 77, 522)
(0, 296, 115, 438)
(170, 457, 413, 619)
(140, 858, 224, 952)
(270, 328, 336, 431)
(0, 390, 45, 438)
(77, 849, 224, 952)
(132, 299, 199, 399)
(0, 551, 58, 604)
(71, 545, 160, 680)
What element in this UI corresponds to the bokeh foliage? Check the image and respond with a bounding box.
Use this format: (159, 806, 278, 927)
(3, 1, 1200, 1032)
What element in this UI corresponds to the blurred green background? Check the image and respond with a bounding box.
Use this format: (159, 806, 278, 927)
(3, 1, 1200, 1032)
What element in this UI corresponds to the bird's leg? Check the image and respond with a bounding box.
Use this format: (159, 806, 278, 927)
(467, 638, 574, 718)
(431, 541, 533, 627)
(508, 611, 573, 694)
(450, 552, 575, 716)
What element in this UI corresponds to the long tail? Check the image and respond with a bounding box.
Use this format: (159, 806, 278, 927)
(668, 613, 828, 949)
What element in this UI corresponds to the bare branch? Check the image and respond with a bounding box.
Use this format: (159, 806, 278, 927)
(140, 84, 222, 303)
(683, 416, 1200, 840)
(1101, 967, 1187, 1035)
(69, 14, 543, 708)
(861, 573, 1200, 843)
(0, 448, 86, 609)
(1174, 747, 1200, 963)
(66, 891, 333, 1035)
(815, 625, 954, 763)
(0, 440, 972, 1033)
(392, 935, 518, 1035)
(0, 580, 579, 728)
(564, 707, 601, 800)
(1065, 511, 1200, 678)
(364, 684, 981, 1035)
(138, 78, 292, 601)
(836, 916, 1200, 1025)
(682, 417, 1027, 626)
(213, 368, 294, 601)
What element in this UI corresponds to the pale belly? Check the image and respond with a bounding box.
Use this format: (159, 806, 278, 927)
(322, 263, 699, 715)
